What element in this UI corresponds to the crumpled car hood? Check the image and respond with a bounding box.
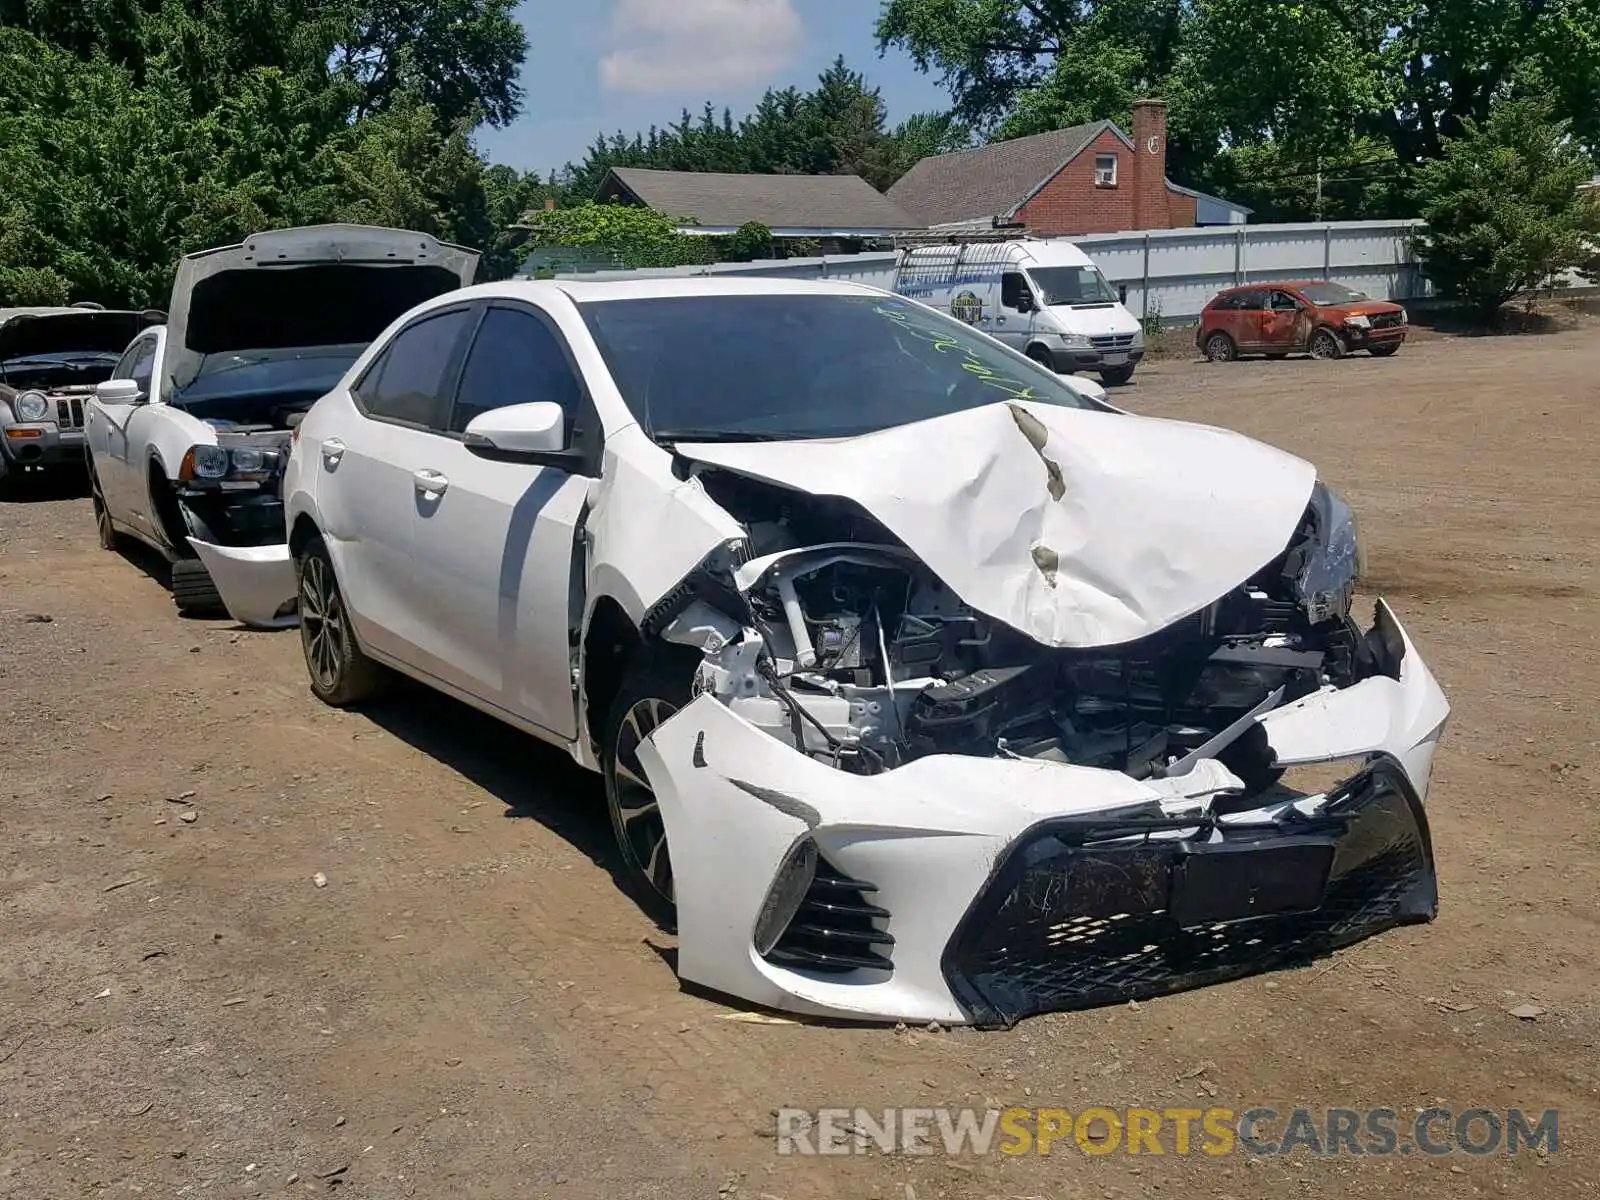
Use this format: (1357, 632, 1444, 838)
(678, 400, 1318, 648)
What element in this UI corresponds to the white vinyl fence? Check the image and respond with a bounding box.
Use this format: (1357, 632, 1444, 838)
(540, 218, 1431, 325)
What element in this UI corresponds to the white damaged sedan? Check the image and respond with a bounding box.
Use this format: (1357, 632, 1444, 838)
(194, 278, 1450, 1028)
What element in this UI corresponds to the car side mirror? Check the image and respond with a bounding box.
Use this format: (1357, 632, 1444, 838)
(96, 379, 145, 405)
(463, 401, 582, 469)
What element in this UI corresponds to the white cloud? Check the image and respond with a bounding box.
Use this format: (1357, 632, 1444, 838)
(600, 0, 803, 94)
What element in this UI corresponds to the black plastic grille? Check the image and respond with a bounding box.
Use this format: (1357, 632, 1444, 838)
(765, 856, 894, 975)
(1370, 312, 1404, 329)
(942, 757, 1435, 1027)
(53, 395, 85, 429)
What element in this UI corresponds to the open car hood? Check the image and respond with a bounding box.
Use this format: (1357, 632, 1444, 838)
(0, 310, 161, 367)
(163, 224, 479, 400)
(678, 401, 1319, 648)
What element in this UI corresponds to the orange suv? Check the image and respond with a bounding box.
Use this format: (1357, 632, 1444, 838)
(1197, 281, 1407, 362)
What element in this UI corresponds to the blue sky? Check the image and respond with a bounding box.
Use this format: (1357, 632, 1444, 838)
(473, 0, 952, 177)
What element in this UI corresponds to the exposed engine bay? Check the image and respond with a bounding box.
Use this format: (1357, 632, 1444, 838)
(656, 468, 1392, 791)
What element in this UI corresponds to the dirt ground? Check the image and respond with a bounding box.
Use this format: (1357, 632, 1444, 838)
(2, 330, 1596, 1199)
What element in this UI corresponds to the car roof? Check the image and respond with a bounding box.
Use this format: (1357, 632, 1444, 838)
(1216, 281, 1336, 295)
(443, 277, 888, 307)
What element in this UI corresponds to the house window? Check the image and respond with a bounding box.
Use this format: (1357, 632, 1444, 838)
(1094, 154, 1118, 187)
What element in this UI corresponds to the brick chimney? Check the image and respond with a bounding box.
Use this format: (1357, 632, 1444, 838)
(1130, 99, 1170, 231)
(544, 197, 556, 212)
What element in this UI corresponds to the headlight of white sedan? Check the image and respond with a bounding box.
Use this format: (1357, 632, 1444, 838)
(179, 443, 281, 485)
(1293, 482, 1364, 625)
(13, 390, 50, 422)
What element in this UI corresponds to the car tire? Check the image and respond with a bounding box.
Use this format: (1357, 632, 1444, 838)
(1025, 346, 1057, 372)
(1309, 328, 1345, 359)
(89, 461, 121, 551)
(601, 646, 700, 924)
(1203, 332, 1237, 362)
(1369, 343, 1400, 357)
(1099, 364, 1136, 386)
(170, 557, 226, 617)
(296, 534, 381, 707)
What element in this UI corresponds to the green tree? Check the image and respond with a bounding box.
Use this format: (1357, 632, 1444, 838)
(0, 27, 203, 305)
(2, 0, 527, 130)
(558, 57, 945, 198)
(724, 221, 773, 262)
(520, 203, 712, 270)
(334, 0, 527, 128)
(875, 0, 1186, 128)
(1411, 94, 1600, 321)
(876, 0, 1600, 219)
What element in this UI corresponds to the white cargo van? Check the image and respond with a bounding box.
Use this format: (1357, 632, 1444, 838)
(893, 239, 1144, 385)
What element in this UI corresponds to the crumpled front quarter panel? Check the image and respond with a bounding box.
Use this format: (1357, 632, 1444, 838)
(679, 402, 1318, 648)
(585, 426, 746, 624)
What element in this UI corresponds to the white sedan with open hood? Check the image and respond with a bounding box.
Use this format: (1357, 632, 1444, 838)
(84, 224, 477, 614)
(195, 278, 1450, 1028)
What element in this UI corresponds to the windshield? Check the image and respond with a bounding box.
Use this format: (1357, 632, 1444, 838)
(1027, 266, 1118, 307)
(1298, 282, 1368, 305)
(177, 345, 366, 401)
(578, 293, 1104, 441)
(0, 350, 122, 389)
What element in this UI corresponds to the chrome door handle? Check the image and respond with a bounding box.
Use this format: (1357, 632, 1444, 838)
(412, 469, 449, 496)
(321, 437, 346, 467)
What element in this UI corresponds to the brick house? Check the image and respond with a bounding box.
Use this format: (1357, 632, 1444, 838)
(888, 100, 1250, 237)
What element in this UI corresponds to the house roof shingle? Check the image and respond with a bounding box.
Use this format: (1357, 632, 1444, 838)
(600, 167, 923, 233)
(886, 121, 1124, 227)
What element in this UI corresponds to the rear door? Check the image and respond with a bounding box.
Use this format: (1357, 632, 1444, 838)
(404, 301, 592, 737)
(1232, 289, 1270, 350)
(315, 304, 475, 663)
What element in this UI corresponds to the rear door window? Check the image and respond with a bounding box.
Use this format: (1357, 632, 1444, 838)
(355, 307, 473, 429)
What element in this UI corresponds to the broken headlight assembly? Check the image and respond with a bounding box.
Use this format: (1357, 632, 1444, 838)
(178, 441, 283, 486)
(1292, 481, 1363, 624)
(12, 390, 50, 422)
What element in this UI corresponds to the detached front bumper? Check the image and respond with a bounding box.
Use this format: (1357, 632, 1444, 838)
(188, 539, 298, 628)
(638, 600, 1449, 1027)
(943, 755, 1432, 1025)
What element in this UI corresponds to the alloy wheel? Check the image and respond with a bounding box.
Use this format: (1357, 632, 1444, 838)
(1310, 330, 1343, 359)
(299, 554, 347, 692)
(610, 696, 678, 905)
(1205, 333, 1235, 362)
